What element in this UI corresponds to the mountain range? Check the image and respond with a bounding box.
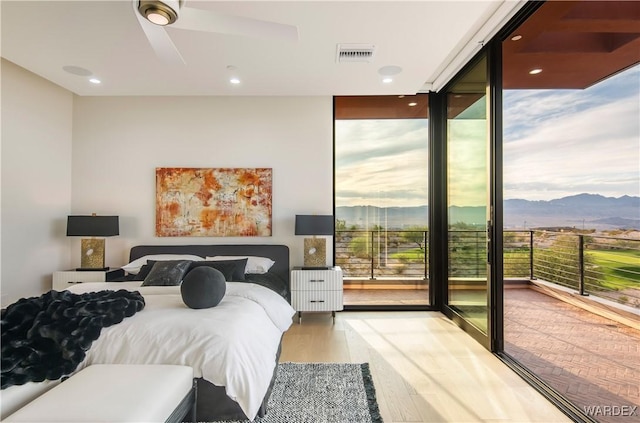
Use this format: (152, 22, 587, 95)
(336, 194, 640, 230)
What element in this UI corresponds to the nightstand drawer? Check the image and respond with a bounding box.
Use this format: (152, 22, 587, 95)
(291, 269, 343, 290)
(291, 290, 344, 312)
(52, 269, 124, 291)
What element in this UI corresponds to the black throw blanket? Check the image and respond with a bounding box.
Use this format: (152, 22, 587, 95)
(1, 289, 145, 389)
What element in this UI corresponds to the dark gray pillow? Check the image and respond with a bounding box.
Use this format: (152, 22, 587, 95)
(133, 261, 156, 281)
(181, 267, 226, 309)
(142, 260, 192, 286)
(188, 258, 247, 281)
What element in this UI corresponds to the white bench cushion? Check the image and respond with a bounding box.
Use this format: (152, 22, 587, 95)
(0, 379, 61, 420)
(6, 365, 194, 422)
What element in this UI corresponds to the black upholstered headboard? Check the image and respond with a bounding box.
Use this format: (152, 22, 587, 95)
(128, 244, 290, 284)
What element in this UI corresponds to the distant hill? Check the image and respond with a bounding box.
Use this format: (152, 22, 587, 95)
(336, 194, 640, 230)
(504, 194, 639, 229)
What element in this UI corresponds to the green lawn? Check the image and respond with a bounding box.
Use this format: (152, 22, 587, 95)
(391, 248, 425, 260)
(587, 249, 640, 290)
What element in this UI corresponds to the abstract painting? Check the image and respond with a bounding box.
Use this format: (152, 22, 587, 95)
(156, 167, 272, 237)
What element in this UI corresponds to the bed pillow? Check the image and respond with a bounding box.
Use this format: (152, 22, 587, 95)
(142, 260, 192, 286)
(188, 259, 247, 281)
(133, 262, 155, 280)
(181, 267, 226, 309)
(205, 256, 275, 274)
(122, 254, 204, 275)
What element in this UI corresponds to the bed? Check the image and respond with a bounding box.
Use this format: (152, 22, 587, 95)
(1, 244, 294, 422)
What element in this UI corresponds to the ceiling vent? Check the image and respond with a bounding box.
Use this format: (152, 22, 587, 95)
(336, 44, 376, 63)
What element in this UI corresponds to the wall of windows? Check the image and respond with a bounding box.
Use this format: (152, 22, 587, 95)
(334, 95, 431, 308)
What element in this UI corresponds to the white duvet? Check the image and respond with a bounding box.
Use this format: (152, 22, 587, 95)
(67, 281, 295, 420)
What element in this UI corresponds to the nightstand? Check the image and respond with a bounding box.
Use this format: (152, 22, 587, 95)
(52, 268, 124, 291)
(291, 266, 343, 323)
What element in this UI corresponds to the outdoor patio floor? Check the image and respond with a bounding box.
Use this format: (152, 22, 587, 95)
(343, 286, 640, 422)
(504, 288, 640, 423)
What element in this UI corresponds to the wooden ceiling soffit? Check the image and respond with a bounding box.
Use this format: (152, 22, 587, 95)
(503, 1, 640, 90)
(335, 94, 429, 120)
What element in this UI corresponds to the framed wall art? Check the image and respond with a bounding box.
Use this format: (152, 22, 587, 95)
(156, 167, 272, 237)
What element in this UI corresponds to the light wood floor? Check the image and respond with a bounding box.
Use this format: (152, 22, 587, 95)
(280, 311, 572, 423)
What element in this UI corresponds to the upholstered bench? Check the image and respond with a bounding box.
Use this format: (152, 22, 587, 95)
(5, 364, 196, 423)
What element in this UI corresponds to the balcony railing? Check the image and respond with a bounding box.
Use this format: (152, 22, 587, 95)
(336, 230, 640, 308)
(336, 230, 428, 280)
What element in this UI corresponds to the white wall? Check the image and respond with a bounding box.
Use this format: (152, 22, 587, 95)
(72, 96, 334, 269)
(0, 65, 334, 304)
(1, 59, 74, 305)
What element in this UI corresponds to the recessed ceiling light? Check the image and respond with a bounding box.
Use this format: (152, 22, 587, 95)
(382, 77, 393, 84)
(89, 78, 101, 84)
(408, 102, 418, 107)
(511, 35, 523, 41)
(529, 68, 543, 75)
(398, 95, 405, 98)
(230, 78, 241, 84)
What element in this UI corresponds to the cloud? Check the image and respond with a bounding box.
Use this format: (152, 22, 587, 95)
(504, 79, 640, 200)
(335, 119, 429, 207)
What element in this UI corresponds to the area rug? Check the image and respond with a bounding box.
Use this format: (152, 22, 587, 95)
(212, 362, 383, 423)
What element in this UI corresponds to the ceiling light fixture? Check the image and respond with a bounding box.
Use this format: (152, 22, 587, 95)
(89, 78, 101, 84)
(230, 77, 241, 84)
(382, 77, 393, 84)
(138, 1, 178, 26)
(529, 68, 543, 75)
(511, 35, 523, 41)
(408, 102, 417, 107)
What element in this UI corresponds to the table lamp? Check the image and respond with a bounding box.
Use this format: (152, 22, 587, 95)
(66, 214, 119, 270)
(295, 215, 334, 269)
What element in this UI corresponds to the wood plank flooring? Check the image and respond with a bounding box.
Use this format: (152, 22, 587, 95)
(280, 311, 571, 423)
(344, 288, 430, 306)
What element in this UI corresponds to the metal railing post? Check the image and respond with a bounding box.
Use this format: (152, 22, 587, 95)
(476, 230, 481, 277)
(529, 230, 535, 280)
(578, 235, 588, 296)
(370, 230, 375, 280)
(424, 230, 428, 280)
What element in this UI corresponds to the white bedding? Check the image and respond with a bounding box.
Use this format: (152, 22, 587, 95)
(66, 281, 295, 420)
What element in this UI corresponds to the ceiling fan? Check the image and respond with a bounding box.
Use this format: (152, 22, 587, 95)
(133, 0, 299, 64)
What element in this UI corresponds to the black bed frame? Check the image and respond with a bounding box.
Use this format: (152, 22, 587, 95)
(128, 244, 290, 422)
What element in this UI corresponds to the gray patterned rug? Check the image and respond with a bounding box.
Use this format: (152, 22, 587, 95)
(212, 362, 382, 423)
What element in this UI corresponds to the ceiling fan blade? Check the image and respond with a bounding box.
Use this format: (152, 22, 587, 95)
(172, 6, 299, 42)
(133, 2, 185, 64)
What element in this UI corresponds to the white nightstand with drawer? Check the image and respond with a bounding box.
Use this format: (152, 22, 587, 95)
(52, 268, 124, 291)
(291, 266, 343, 323)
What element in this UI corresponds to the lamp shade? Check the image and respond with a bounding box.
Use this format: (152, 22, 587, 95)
(295, 215, 334, 236)
(66, 215, 119, 237)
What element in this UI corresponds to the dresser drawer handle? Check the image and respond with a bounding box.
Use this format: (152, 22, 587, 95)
(310, 300, 326, 303)
(309, 279, 325, 283)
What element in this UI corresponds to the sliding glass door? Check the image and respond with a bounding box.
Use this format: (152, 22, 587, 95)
(444, 54, 499, 346)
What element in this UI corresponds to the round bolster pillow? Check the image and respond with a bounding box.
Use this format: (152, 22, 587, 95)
(180, 266, 226, 309)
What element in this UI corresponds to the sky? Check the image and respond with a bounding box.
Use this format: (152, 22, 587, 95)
(335, 64, 639, 208)
(335, 119, 429, 207)
(503, 64, 640, 201)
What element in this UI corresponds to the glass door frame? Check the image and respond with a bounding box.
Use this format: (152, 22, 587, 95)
(430, 44, 504, 352)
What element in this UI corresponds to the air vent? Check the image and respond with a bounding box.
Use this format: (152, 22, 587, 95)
(336, 44, 376, 63)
